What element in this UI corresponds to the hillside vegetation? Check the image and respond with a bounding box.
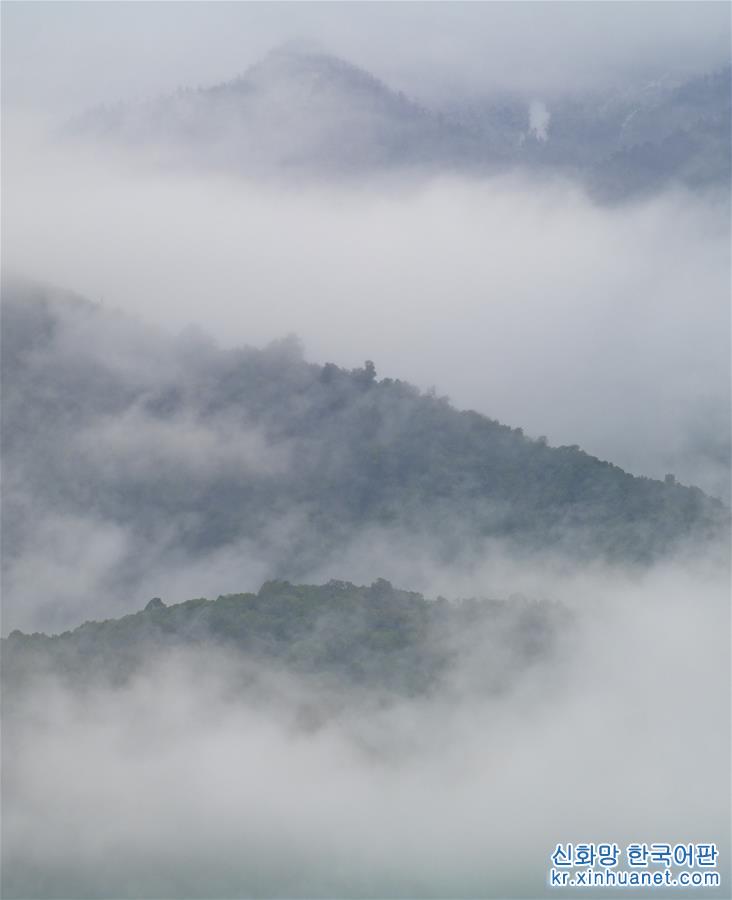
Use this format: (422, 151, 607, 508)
(2, 578, 571, 699)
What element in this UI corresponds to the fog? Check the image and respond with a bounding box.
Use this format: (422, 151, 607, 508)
(4, 126, 730, 501)
(3, 2, 730, 114)
(3, 558, 729, 898)
(1, 254, 727, 634)
(4, 5, 729, 502)
(2, 4, 730, 899)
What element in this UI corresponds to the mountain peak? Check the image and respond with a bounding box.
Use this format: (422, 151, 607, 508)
(240, 42, 396, 101)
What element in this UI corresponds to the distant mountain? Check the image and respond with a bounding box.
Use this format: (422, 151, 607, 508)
(447, 65, 732, 200)
(2, 279, 726, 631)
(66, 46, 730, 198)
(2, 578, 571, 701)
(589, 67, 732, 201)
(69, 45, 485, 175)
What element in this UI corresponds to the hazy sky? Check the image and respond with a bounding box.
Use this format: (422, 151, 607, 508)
(3, 1, 730, 116)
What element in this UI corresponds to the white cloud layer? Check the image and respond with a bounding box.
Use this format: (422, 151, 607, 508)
(4, 131, 729, 499)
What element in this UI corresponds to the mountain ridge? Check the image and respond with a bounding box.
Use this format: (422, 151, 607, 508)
(3, 279, 725, 595)
(2, 577, 572, 701)
(64, 46, 731, 198)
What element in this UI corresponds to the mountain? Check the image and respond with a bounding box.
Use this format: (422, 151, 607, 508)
(66, 46, 730, 198)
(69, 44, 485, 176)
(588, 67, 732, 201)
(2, 279, 726, 631)
(447, 65, 732, 200)
(1, 578, 571, 701)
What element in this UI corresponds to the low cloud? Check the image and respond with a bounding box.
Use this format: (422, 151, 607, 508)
(4, 130, 729, 502)
(3, 558, 729, 898)
(528, 100, 550, 142)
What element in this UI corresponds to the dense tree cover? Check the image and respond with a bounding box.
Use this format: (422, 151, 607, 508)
(68, 46, 731, 201)
(2, 280, 726, 617)
(2, 579, 571, 698)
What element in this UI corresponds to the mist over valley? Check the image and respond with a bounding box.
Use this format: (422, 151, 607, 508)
(1, 4, 730, 898)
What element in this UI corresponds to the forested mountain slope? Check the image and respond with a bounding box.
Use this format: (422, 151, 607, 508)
(68, 45, 480, 176)
(67, 45, 731, 201)
(2, 279, 726, 629)
(2, 579, 571, 700)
